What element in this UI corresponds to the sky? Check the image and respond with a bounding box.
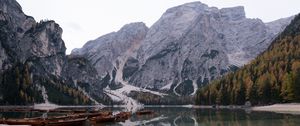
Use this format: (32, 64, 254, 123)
(16, 0, 300, 54)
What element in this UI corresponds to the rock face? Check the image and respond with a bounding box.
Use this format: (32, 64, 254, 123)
(72, 22, 149, 90)
(0, 0, 109, 105)
(73, 2, 292, 97)
(129, 2, 283, 95)
(72, 22, 148, 78)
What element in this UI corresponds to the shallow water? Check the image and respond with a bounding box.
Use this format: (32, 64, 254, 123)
(1, 106, 300, 126)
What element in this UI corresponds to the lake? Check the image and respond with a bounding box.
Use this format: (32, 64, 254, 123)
(0, 106, 300, 126)
(115, 106, 300, 126)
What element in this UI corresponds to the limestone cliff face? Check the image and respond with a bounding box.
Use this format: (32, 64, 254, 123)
(72, 22, 148, 78)
(0, 0, 65, 77)
(72, 22, 149, 90)
(127, 2, 292, 96)
(0, 0, 110, 105)
(73, 2, 292, 97)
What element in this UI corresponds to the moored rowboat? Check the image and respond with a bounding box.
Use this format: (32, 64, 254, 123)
(1, 119, 46, 126)
(90, 115, 116, 123)
(47, 117, 87, 126)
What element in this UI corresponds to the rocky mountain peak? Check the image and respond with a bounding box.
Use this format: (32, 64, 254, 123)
(0, 0, 22, 14)
(125, 2, 292, 95)
(137, 3, 248, 66)
(163, 2, 246, 22)
(220, 6, 245, 21)
(0, 0, 111, 105)
(73, 22, 148, 55)
(165, 2, 209, 13)
(119, 22, 148, 33)
(266, 16, 295, 35)
(72, 1, 294, 99)
(0, 0, 33, 28)
(28, 21, 65, 57)
(72, 22, 148, 77)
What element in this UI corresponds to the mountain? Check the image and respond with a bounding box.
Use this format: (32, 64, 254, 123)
(196, 14, 300, 105)
(0, 0, 110, 105)
(72, 1, 292, 101)
(72, 22, 149, 89)
(1, 0, 294, 107)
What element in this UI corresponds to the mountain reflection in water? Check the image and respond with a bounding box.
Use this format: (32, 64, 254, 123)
(114, 106, 300, 126)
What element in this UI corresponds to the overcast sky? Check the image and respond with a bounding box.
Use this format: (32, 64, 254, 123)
(16, 0, 300, 54)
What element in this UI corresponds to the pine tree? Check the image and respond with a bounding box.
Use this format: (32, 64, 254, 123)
(196, 14, 300, 105)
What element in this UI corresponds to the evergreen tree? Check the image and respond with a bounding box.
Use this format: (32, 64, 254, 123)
(196, 14, 300, 105)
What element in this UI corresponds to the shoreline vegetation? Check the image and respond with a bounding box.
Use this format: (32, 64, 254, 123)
(2, 103, 300, 113)
(192, 103, 300, 115)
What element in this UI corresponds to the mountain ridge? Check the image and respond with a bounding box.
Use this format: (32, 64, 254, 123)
(72, 1, 293, 101)
(0, 0, 296, 107)
(0, 0, 111, 105)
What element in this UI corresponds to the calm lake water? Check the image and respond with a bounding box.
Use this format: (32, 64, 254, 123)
(114, 106, 300, 126)
(1, 106, 300, 126)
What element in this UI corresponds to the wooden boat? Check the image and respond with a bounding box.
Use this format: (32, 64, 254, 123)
(1, 119, 47, 126)
(47, 117, 87, 126)
(89, 111, 131, 123)
(115, 112, 131, 122)
(90, 115, 116, 123)
(47, 115, 73, 121)
(48, 109, 73, 113)
(2, 115, 87, 126)
(73, 109, 88, 113)
(86, 113, 107, 118)
(0, 119, 5, 124)
(136, 110, 154, 115)
(99, 111, 113, 116)
(46, 112, 112, 121)
(0, 109, 123, 125)
(74, 111, 113, 118)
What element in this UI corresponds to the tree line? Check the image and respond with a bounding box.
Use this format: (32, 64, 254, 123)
(196, 14, 300, 105)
